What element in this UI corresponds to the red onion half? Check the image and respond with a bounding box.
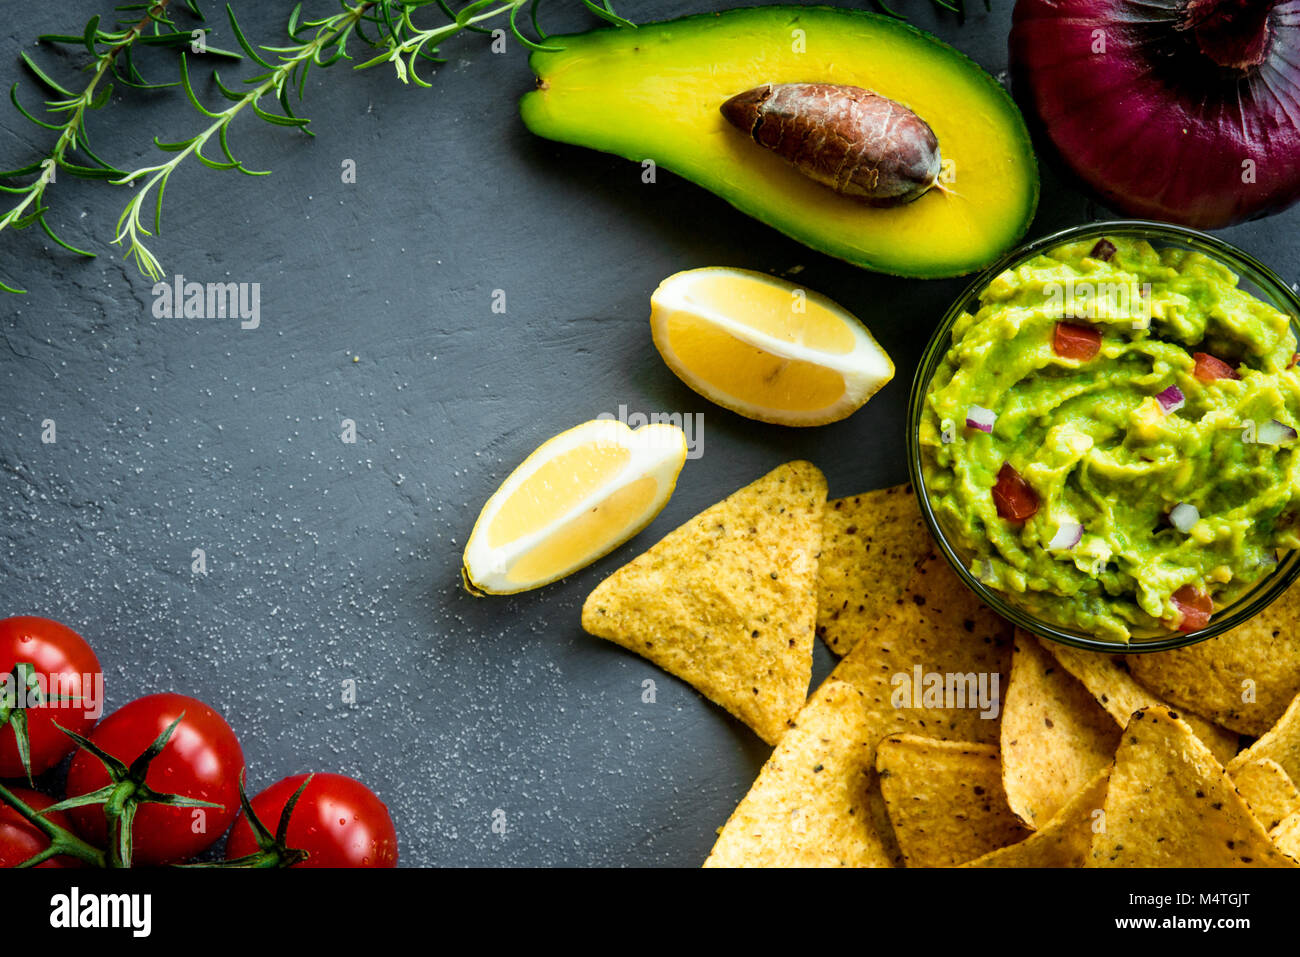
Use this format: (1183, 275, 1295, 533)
(1011, 0, 1300, 228)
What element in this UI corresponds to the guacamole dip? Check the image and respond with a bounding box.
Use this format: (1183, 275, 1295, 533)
(920, 236, 1300, 641)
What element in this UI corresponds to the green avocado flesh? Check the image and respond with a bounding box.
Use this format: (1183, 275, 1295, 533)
(519, 6, 1039, 278)
(920, 236, 1300, 641)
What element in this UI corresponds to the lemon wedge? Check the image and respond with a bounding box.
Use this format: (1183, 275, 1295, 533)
(650, 267, 895, 426)
(462, 418, 688, 595)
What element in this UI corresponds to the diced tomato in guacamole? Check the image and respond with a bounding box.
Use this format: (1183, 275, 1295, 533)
(1052, 322, 1101, 360)
(1192, 352, 1241, 382)
(1170, 585, 1213, 633)
(992, 463, 1038, 523)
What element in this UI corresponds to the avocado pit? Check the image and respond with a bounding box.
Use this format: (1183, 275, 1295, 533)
(721, 82, 943, 207)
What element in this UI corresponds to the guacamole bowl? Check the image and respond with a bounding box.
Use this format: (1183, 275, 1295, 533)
(907, 220, 1300, 652)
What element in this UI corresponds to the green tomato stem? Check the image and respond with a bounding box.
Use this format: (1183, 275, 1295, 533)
(0, 782, 107, 868)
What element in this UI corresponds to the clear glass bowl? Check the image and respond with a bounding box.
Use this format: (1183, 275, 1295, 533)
(906, 220, 1300, 653)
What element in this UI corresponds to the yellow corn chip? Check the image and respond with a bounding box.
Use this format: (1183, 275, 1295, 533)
(1126, 584, 1300, 736)
(1271, 811, 1300, 861)
(964, 767, 1110, 868)
(830, 552, 1012, 745)
(1089, 706, 1296, 867)
(1046, 642, 1239, 764)
(876, 735, 1029, 867)
(581, 461, 825, 745)
(1228, 690, 1300, 787)
(816, 485, 931, 657)
(1001, 633, 1119, 829)
(703, 678, 896, 867)
(707, 554, 1010, 867)
(1230, 758, 1300, 831)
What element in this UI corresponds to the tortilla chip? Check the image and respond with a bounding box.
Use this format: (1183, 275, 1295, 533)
(1230, 758, 1300, 831)
(581, 461, 825, 745)
(829, 552, 1012, 746)
(964, 767, 1110, 868)
(707, 554, 1011, 867)
(1271, 810, 1300, 861)
(1001, 633, 1120, 829)
(1227, 690, 1300, 787)
(1046, 642, 1240, 764)
(816, 485, 931, 656)
(1127, 582, 1300, 736)
(876, 735, 1029, 867)
(703, 679, 896, 867)
(1089, 706, 1296, 867)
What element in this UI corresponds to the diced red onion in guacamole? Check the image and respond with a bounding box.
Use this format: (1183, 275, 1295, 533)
(1155, 385, 1185, 413)
(970, 559, 995, 585)
(1169, 503, 1199, 533)
(1088, 239, 1116, 262)
(1257, 419, 1298, 445)
(966, 405, 996, 433)
(1048, 522, 1083, 550)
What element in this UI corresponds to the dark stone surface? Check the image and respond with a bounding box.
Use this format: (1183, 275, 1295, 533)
(1, 1, 1297, 867)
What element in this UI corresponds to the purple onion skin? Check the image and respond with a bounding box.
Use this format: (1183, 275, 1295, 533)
(1011, 0, 1300, 228)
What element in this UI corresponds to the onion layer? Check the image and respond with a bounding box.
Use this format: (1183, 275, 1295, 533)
(1011, 0, 1300, 228)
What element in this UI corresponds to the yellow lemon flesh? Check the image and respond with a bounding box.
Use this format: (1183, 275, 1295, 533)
(650, 267, 895, 426)
(462, 418, 688, 595)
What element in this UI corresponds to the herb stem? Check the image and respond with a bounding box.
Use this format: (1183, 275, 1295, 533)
(113, 1, 379, 281)
(355, 0, 528, 83)
(0, 781, 108, 868)
(0, 0, 175, 292)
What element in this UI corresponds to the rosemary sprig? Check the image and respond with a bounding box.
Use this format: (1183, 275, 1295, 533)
(111, 2, 378, 281)
(5, 0, 968, 292)
(0, 0, 239, 294)
(355, 0, 544, 83)
(111, 0, 626, 281)
(0, 1, 177, 293)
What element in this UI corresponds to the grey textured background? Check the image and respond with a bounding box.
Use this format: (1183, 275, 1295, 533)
(2, 0, 1298, 867)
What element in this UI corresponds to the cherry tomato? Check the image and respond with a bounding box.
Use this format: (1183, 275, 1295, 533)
(65, 693, 244, 865)
(1170, 584, 1213, 633)
(0, 788, 81, 868)
(226, 773, 398, 868)
(1192, 352, 1241, 382)
(1052, 322, 1101, 360)
(0, 616, 102, 778)
(992, 463, 1039, 523)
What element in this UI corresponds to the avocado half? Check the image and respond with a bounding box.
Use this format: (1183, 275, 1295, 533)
(519, 6, 1039, 279)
